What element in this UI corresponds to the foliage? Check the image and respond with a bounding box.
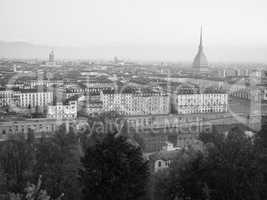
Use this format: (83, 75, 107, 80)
(80, 111, 126, 151)
(79, 133, 150, 200)
(153, 127, 267, 200)
(0, 135, 35, 193)
(33, 127, 81, 200)
(255, 119, 267, 193)
(9, 175, 64, 200)
(0, 125, 81, 200)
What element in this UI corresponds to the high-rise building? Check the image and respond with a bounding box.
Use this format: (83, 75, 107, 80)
(192, 27, 208, 70)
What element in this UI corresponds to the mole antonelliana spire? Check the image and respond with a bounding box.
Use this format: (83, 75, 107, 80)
(192, 26, 208, 70)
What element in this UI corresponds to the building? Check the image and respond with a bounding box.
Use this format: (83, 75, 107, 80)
(100, 88, 170, 116)
(0, 118, 58, 141)
(49, 50, 55, 63)
(173, 87, 228, 114)
(0, 117, 87, 141)
(148, 150, 180, 172)
(41, 50, 61, 67)
(192, 27, 209, 70)
(16, 89, 53, 109)
(0, 89, 19, 107)
(47, 100, 77, 120)
(86, 100, 103, 114)
(23, 79, 64, 88)
(126, 114, 201, 131)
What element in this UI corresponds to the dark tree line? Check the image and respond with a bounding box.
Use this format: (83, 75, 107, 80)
(2, 120, 267, 200)
(0, 125, 150, 200)
(79, 134, 150, 200)
(0, 127, 81, 200)
(153, 127, 267, 200)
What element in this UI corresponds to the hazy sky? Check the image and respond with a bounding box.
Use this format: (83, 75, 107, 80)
(0, 0, 267, 61)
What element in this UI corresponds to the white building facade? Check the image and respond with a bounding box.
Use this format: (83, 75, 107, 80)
(17, 90, 53, 108)
(174, 93, 228, 114)
(0, 89, 19, 107)
(100, 90, 170, 116)
(47, 101, 77, 120)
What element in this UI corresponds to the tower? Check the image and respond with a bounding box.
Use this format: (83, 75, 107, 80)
(192, 26, 208, 70)
(49, 50, 55, 63)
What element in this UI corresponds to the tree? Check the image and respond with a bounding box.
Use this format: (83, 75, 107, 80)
(152, 169, 171, 200)
(154, 127, 267, 200)
(79, 133, 150, 200)
(201, 129, 265, 200)
(9, 175, 64, 200)
(0, 135, 35, 193)
(33, 126, 81, 200)
(255, 118, 267, 193)
(86, 111, 124, 136)
(80, 111, 126, 152)
(255, 119, 267, 148)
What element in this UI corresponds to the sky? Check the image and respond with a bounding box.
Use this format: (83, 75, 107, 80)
(0, 0, 267, 61)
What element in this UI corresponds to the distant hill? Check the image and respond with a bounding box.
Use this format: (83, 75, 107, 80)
(0, 41, 267, 63)
(0, 41, 52, 59)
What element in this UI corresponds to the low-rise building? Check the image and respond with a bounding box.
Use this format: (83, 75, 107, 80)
(0, 117, 88, 141)
(47, 100, 77, 120)
(148, 150, 180, 172)
(0, 118, 58, 141)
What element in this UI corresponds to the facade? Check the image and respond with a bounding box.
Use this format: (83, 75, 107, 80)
(24, 79, 64, 88)
(100, 89, 170, 116)
(47, 100, 77, 120)
(174, 93, 228, 114)
(0, 89, 19, 107)
(126, 114, 201, 131)
(0, 117, 87, 141)
(16, 89, 53, 109)
(229, 85, 251, 99)
(65, 87, 111, 99)
(0, 118, 58, 141)
(148, 150, 180, 172)
(86, 100, 103, 114)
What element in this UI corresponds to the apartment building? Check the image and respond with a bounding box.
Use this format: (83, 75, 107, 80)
(100, 88, 170, 116)
(0, 88, 19, 107)
(173, 87, 228, 114)
(16, 89, 53, 109)
(47, 100, 77, 120)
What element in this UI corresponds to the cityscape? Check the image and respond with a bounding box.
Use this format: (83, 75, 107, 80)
(1, 0, 267, 200)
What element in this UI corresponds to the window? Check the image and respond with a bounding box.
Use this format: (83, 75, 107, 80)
(158, 161, 161, 167)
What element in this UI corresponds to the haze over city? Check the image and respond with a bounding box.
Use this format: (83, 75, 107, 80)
(0, 0, 267, 62)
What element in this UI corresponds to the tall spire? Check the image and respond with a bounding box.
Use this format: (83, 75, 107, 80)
(192, 25, 208, 69)
(199, 25, 203, 49)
